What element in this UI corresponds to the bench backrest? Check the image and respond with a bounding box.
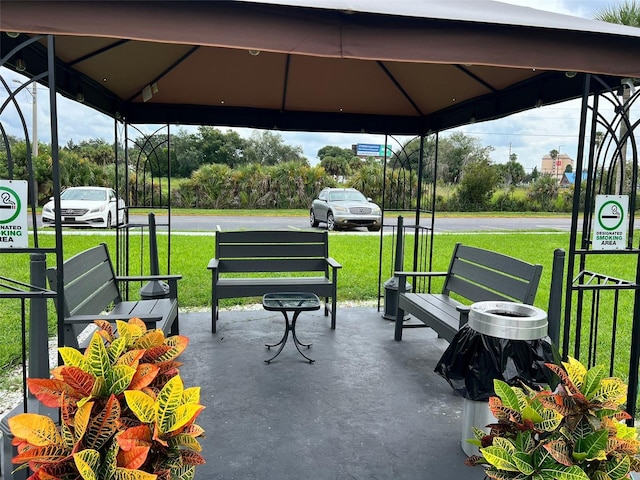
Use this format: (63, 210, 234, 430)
(215, 230, 329, 275)
(46, 243, 121, 317)
(442, 243, 542, 305)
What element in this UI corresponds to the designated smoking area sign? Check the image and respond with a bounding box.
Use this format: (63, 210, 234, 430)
(0, 179, 28, 248)
(593, 195, 628, 250)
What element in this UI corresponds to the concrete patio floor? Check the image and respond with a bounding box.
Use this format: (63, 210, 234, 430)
(178, 305, 487, 480)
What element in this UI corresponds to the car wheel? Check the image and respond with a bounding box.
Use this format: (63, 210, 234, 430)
(367, 226, 381, 232)
(327, 212, 335, 231)
(106, 212, 113, 229)
(310, 209, 319, 227)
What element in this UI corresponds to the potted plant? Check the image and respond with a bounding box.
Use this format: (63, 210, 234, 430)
(8, 318, 206, 480)
(465, 356, 640, 480)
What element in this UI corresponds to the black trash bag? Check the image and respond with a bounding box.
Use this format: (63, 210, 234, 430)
(434, 324, 559, 401)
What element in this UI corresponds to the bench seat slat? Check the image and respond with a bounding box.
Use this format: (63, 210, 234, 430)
(398, 293, 460, 343)
(216, 277, 334, 298)
(218, 243, 327, 258)
(218, 258, 327, 273)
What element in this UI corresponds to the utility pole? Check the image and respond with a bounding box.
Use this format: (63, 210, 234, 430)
(32, 82, 38, 157)
(13, 79, 38, 157)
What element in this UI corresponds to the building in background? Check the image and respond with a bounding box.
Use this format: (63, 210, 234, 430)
(541, 153, 574, 181)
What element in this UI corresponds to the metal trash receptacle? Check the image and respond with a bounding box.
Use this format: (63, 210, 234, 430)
(435, 301, 551, 457)
(382, 276, 411, 320)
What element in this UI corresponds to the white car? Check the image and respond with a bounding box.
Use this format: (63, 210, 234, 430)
(42, 186, 126, 228)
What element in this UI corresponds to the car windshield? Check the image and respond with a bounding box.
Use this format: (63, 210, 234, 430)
(61, 189, 106, 201)
(330, 191, 366, 202)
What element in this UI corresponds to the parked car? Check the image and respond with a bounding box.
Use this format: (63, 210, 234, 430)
(310, 187, 382, 231)
(42, 186, 126, 228)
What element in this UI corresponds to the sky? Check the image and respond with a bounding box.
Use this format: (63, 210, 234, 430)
(0, 0, 627, 173)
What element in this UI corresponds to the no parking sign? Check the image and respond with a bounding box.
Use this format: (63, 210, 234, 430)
(0, 180, 28, 248)
(593, 195, 628, 250)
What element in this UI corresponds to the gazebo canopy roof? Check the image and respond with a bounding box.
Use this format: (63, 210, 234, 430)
(2, 0, 640, 135)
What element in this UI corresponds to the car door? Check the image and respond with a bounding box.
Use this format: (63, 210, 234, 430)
(107, 189, 117, 222)
(314, 190, 329, 221)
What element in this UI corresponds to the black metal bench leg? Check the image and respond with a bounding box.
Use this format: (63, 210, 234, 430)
(394, 306, 405, 341)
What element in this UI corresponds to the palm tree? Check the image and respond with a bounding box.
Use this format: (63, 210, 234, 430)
(595, 0, 640, 26)
(594, 1, 640, 193)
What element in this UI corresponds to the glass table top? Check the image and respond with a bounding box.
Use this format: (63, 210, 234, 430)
(262, 292, 321, 311)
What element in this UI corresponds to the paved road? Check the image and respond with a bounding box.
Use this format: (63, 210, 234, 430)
(124, 214, 578, 233)
(31, 213, 578, 233)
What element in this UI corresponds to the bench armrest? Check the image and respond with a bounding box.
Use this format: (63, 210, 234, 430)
(456, 305, 471, 327)
(207, 258, 220, 270)
(394, 271, 447, 278)
(394, 270, 447, 294)
(326, 257, 342, 269)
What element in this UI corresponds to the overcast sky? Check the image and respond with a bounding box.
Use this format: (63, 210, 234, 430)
(0, 0, 629, 172)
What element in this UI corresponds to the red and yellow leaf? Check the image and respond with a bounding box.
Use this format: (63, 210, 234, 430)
(117, 425, 152, 451)
(129, 364, 160, 391)
(84, 395, 121, 451)
(61, 366, 96, 398)
(117, 445, 150, 470)
(8, 413, 63, 446)
(27, 378, 71, 408)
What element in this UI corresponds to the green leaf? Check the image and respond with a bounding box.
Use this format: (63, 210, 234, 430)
(86, 334, 111, 380)
(124, 390, 156, 423)
(512, 451, 534, 475)
(157, 375, 184, 434)
(514, 431, 535, 453)
(108, 337, 127, 365)
(607, 456, 631, 480)
(59, 346, 88, 370)
(74, 449, 100, 480)
(521, 404, 543, 423)
(583, 364, 605, 399)
(471, 426, 486, 441)
(574, 429, 608, 461)
(493, 437, 516, 455)
(481, 446, 520, 471)
(537, 408, 562, 432)
(109, 365, 136, 395)
(540, 464, 589, 480)
(494, 380, 521, 411)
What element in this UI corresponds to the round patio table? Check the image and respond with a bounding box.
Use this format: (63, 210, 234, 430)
(262, 292, 320, 363)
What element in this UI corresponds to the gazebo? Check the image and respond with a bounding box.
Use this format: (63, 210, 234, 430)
(2, 0, 640, 421)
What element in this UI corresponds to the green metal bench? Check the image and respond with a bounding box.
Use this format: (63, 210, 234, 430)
(394, 242, 543, 342)
(47, 243, 181, 349)
(208, 230, 341, 333)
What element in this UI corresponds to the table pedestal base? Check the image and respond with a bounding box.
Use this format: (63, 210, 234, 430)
(265, 310, 314, 364)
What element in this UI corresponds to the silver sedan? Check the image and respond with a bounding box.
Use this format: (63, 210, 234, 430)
(310, 187, 382, 231)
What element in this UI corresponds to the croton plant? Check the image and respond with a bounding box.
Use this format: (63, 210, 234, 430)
(9, 318, 206, 480)
(466, 357, 640, 480)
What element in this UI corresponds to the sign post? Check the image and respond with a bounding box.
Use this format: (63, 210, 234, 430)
(0, 179, 28, 248)
(593, 195, 628, 250)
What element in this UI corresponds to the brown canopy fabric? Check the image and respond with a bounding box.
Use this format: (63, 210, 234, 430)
(2, 0, 639, 134)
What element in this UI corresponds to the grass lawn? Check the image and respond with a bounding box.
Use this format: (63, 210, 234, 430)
(1, 230, 638, 392)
